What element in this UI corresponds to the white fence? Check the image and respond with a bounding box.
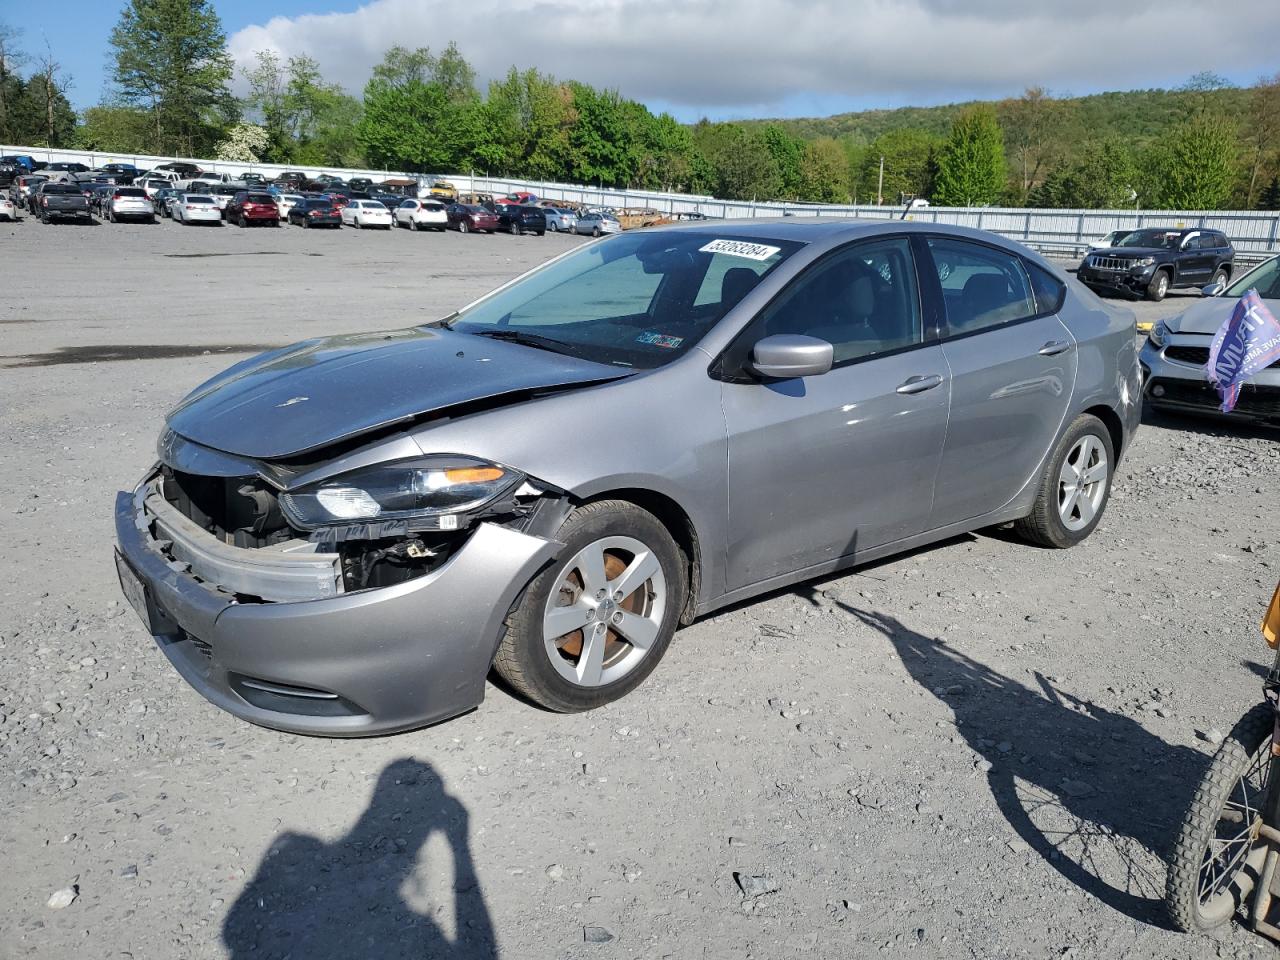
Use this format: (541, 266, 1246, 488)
(7, 142, 1279, 261)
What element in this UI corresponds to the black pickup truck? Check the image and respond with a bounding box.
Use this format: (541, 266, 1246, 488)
(1077, 227, 1234, 302)
(35, 181, 92, 223)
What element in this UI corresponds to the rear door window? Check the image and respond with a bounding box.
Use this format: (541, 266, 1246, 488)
(927, 237, 1038, 336)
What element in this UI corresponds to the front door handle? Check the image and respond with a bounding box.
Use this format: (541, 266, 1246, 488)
(1038, 340, 1072, 356)
(896, 374, 944, 395)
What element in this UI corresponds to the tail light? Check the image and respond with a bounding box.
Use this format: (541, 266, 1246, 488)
(113, 193, 124, 200)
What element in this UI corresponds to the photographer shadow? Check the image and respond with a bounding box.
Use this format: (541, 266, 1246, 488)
(223, 757, 496, 959)
(826, 599, 1206, 927)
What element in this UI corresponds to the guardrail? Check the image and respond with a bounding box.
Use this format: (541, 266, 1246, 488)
(6, 142, 1278, 261)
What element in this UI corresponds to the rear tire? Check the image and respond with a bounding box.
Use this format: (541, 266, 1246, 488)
(1014, 413, 1114, 548)
(1145, 269, 1170, 302)
(460, 220, 469, 234)
(493, 500, 685, 713)
(410, 219, 419, 231)
(1167, 703, 1273, 933)
(1210, 267, 1229, 289)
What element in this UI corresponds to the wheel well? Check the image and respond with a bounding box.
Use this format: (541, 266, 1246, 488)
(1219, 263, 1233, 279)
(1084, 404, 1125, 462)
(584, 488, 702, 625)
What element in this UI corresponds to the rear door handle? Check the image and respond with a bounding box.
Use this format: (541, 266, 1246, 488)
(896, 374, 944, 395)
(1038, 340, 1072, 356)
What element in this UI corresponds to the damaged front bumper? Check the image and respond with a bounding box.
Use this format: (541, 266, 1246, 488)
(114, 482, 561, 736)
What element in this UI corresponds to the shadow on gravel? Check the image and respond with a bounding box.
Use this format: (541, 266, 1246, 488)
(1141, 406, 1279, 441)
(824, 601, 1205, 928)
(222, 758, 496, 959)
(3, 343, 278, 367)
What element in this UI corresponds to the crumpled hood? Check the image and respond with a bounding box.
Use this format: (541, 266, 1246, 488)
(1168, 294, 1280, 335)
(165, 327, 630, 459)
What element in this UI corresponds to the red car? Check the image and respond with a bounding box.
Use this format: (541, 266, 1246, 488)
(446, 203, 500, 234)
(225, 191, 280, 227)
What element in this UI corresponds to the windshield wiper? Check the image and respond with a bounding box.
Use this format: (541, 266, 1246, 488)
(468, 328, 573, 354)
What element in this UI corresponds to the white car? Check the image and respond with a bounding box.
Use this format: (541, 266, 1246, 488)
(171, 194, 222, 225)
(393, 198, 448, 231)
(104, 187, 155, 223)
(543, 207, 578, 232)
(140, 177, 176, 199)
(210, 185, 244, 217)
(1088, 229, 1135, 251)
(276, 194, 305, 220)
(342, 199, 393, 229)
(574, 211, 622, 236)
(0, 196, 16, 221)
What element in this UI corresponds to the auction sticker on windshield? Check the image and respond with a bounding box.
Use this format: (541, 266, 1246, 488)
(699, 239, 782, 261)
(637, 332, 684, 349)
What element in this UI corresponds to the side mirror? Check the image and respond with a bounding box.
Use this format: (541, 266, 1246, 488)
(750, 334, 834, 379)
(1201, 281, 1225, 297)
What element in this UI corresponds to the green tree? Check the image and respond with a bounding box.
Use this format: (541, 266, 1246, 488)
(1001, 87, 1078, 203)
(860, 128, 937, 204)
(1028, 139, 1137, 208)
(1145, 116, 1238, 209)
(74, 104, 154, 152)
(691, 121, 781, 201)
(1243, 74, 1280, 206)
(932, 105, 1006, 206)
(762, 124, 805, 198)
(483, 68, 576, 178)
(357, 44, 478, 172)
(797, 137, 849, 202)
(108, 0, 235, 155)
(1260, 176, 1280, 211)
(566, 82, 631, 186)
(243, 50, 364, 165)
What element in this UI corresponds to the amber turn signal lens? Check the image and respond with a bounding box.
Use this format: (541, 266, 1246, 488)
(443, 467, 505, 484)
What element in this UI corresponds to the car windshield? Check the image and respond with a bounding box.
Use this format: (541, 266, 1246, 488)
(1118, 229, 1183, 249)
(444, 231, 802, 369)
(1227, 257, 1280, 300)
(43, 184, 80, 194)
(116, 188, 145, 196)
(184, 196, 214, 204)
(246, 193, 275, 203)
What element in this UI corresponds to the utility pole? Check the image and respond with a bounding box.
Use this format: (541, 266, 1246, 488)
(877, 156, 884, 206)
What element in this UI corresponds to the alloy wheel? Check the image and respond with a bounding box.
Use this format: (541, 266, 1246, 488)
(1057, 434, 1108, 532)
(542, 536, 667, 688)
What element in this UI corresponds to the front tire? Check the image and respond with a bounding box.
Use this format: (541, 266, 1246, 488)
(1014, 413, 1113, 548)
(1146, 269, 1171, 302)
(493, 500, 685, 712)
(1167, 703, 1273, 933)
(459, 220, 469, 234)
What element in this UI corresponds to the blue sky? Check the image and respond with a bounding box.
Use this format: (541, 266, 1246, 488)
(12, 1, 1280, 122)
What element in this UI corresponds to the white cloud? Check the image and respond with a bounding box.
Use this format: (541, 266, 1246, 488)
(227, 0, 1280, 117)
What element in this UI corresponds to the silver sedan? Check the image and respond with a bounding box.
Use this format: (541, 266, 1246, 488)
(1140, 255, 1280, 424)
(115, 219, 1140, 735)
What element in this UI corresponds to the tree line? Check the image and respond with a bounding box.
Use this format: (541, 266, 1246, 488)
(5, 0, 1280, 211)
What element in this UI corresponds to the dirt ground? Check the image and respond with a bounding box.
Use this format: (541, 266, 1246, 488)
(2, 211, 1278, 960)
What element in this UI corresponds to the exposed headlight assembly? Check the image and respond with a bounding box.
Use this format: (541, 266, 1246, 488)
(1132, 256, 1156, 268)
(280, 456, 523, 529)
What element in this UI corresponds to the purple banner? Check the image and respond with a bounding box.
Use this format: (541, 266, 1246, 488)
(1206, 289, 1280, 413)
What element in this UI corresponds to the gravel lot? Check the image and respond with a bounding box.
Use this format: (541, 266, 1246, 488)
(2, 211, 1278, 959)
